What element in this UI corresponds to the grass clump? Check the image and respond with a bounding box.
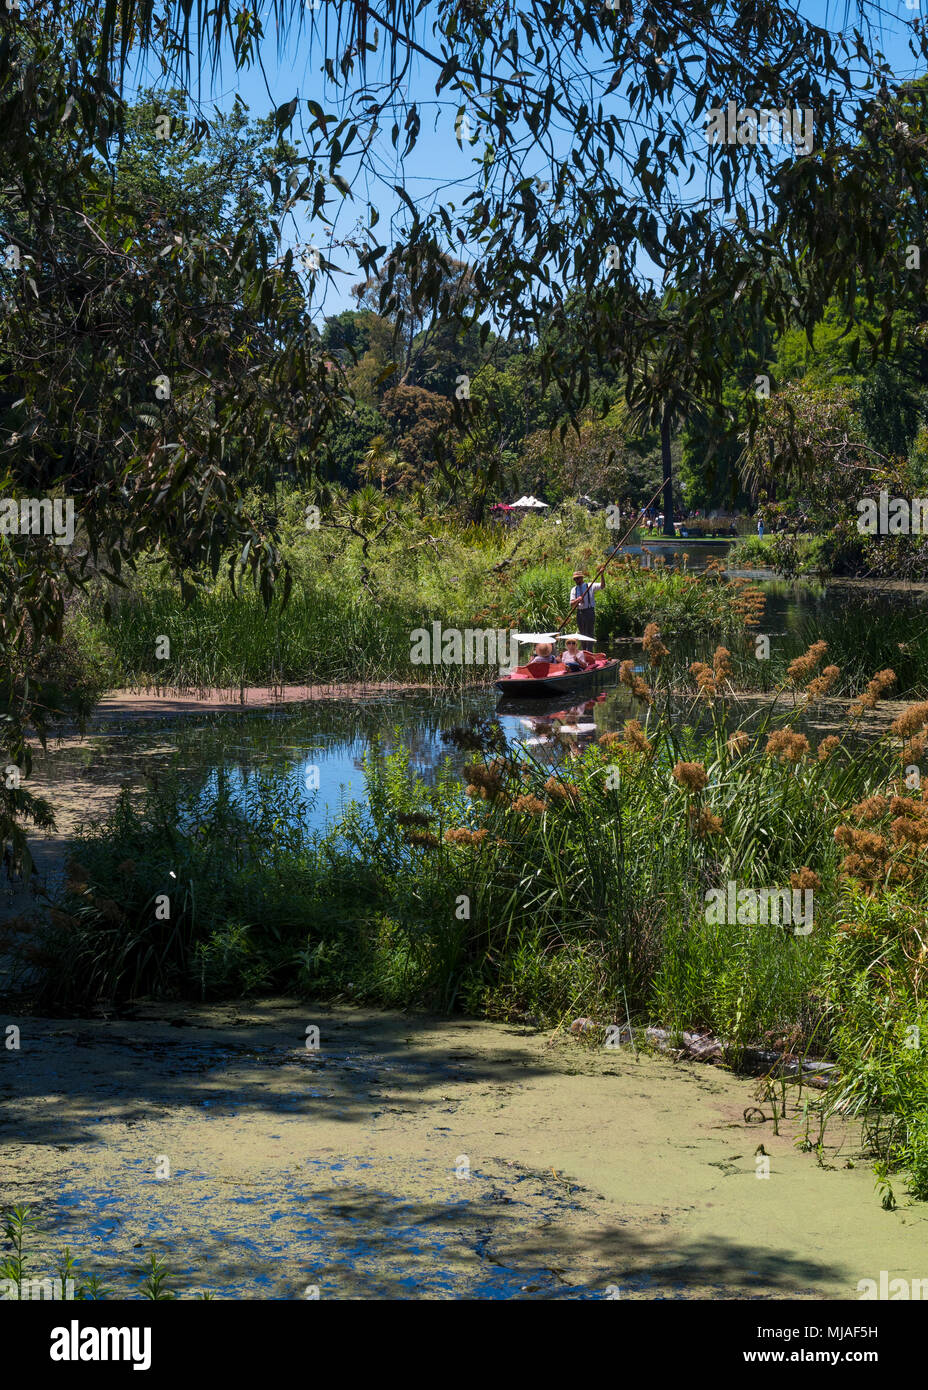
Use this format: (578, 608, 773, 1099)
(68, 495, 756, 689)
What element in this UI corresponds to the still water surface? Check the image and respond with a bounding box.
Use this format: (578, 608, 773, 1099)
(27, 577, 911, 841)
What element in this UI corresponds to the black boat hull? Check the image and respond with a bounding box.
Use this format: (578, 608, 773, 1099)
(494, 659, 618, 698)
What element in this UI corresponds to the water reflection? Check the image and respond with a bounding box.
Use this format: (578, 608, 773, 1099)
(31, 685, 649, 840)
(516, 696, 605, 755)
(26, 576, 926, 845)
(634, 538, 734, 571)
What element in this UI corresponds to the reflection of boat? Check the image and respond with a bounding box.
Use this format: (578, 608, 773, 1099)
(495, 632, 618, 697)
(521, 731, 556, 748)
(499, 692, 575, 718)
(497, 691, 607, 718)
(517, 699, 601, 749)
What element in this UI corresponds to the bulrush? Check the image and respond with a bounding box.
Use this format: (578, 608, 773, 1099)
(509, 794, 547, 816)
(444, 827, 490, 847)
(789, 867, 821, 891)
(805, 664, 840, 703)
(672, 760, 709, 792)
(727, 730, 751, 756)
(900, 733, 926, 765)
(619, 660, 653, 703)
(463, 759, 506, 802)
(817, 735, 840, 761)
(696, 808, 723, 837)
(835, 827, 887, 854)
(622, 718, 652, 754)
(834, 824, 895, 885)
(787, 640, 828, 685)
(889, 795, 928, 818)
(712, 646, 733, 681)
(689, 660, 718, 698)
(850, 795, 888, 822)
(642, 622, 669, 668)
(729, 580, 766, 626)
(850, 668, 897, 713)
(544, 777, 580, 805)
(891, 817, 928, 846)
(890, 701, 928, 739)
(765, 728, 811, 763)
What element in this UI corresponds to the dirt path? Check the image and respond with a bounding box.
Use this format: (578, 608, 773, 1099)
(89, 682, 450, 720)
(3, 1000, 925, 1299)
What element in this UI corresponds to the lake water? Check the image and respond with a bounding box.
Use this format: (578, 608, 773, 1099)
(31, 686, 641, 842)
(630, 538, 734, 571)
(23, 575, 924, 858)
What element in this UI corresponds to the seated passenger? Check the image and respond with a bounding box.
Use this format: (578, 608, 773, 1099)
(560, 639, 588, 670)
(533, 642, 556, 665)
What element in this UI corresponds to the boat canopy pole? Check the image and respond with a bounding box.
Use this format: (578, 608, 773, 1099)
(552, 477, 669, 636)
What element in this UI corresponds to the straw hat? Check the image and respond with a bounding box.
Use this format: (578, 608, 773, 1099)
(572, 570, 585, 580)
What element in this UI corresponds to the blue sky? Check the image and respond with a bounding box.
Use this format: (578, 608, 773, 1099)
(129, 5, 496, 321)
(126, 1, 927, 325)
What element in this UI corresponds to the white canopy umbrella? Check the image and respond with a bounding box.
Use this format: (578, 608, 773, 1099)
(511, 632, 558, 644)
(510, 495, 550, 509)
(557, 632, 596, 644)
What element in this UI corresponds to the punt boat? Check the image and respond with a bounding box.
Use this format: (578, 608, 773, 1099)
(494, 632, 619, 697)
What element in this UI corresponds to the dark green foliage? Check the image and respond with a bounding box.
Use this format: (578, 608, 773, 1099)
(319, 403, 385, 486)
(858, 361, 922, 461)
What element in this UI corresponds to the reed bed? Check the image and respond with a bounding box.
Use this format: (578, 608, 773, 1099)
(71, 510, 755, 690)
(17, 634, 928, 1198)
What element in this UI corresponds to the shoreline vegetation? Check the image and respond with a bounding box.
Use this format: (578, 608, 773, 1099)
(64, 500, 751, 693)
(9, 636, 928, 1205)
(59, 497, 928, 704)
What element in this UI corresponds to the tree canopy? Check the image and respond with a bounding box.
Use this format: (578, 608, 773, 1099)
(5, 1, 928, 850)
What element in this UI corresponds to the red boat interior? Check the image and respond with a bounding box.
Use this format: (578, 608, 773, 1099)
(506, 653, 612, 682)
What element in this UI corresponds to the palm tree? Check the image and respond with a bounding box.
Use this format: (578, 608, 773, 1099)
(627, 289, 730, 535)
(361, 434, 416, 492)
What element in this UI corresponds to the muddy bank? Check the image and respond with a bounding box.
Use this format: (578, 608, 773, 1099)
(87, 682, 458, 722)
(3, 1001, 926, 1299)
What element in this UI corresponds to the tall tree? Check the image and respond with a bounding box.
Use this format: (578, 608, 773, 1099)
(0, 16, 347, 858)
(4, 0, 928, 852)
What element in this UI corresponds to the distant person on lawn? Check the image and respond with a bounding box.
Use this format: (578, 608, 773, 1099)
(569, 569, 604, 641)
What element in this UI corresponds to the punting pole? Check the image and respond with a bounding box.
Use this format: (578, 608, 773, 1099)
(552, 477, 669, 637)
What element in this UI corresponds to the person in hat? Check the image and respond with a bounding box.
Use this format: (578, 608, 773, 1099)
(560, 637, 589, 671)
(569, 569, 604, 640)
